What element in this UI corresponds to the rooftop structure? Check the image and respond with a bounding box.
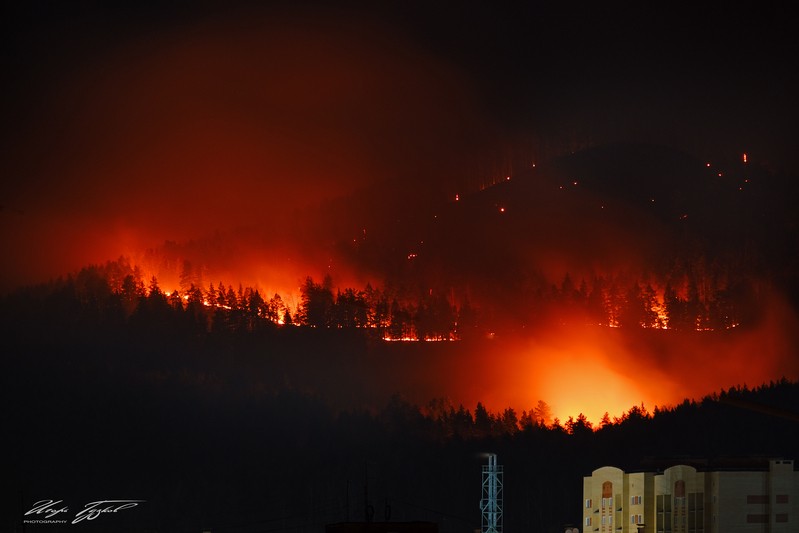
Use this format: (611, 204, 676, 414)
(583, 459, 797, 533)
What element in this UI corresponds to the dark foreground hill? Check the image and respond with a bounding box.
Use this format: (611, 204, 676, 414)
(2, 301, 798, 532)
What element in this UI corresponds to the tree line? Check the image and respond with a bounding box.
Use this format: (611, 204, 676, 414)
(1, 256, 764, 343)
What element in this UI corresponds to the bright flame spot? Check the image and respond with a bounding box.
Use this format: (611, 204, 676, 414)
(535, 350, 644, 423)
(504, 331, 680, 424)
(382, 334, 457, 342)
(743, 153, 748, 163)
(653, 300, 669, 329)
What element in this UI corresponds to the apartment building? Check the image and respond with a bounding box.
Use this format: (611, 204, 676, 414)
(582, 459, 797, 533)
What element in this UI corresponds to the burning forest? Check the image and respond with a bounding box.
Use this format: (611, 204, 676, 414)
(2, 2, 799, 532)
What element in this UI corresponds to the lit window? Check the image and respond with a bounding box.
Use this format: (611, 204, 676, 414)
(585, 499, 592, 508)
(585, 517, 591, 526)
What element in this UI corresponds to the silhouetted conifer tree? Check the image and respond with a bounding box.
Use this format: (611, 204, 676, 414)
(300, 276, 335, 327)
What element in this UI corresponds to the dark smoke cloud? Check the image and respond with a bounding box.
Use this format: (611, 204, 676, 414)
(1, 5, 496, 290)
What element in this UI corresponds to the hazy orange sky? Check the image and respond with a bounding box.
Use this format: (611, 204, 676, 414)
(3, 3, 797, 292)
(2, 3, 798, 423)
(1, 5, 496, 291)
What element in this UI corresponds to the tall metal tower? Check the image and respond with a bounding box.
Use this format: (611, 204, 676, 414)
(480, 453, 503, 533)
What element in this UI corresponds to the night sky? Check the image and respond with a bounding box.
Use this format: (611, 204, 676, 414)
(3, 1, 798, 287)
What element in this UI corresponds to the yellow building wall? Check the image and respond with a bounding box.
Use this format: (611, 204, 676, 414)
(584, 460, 797, 533)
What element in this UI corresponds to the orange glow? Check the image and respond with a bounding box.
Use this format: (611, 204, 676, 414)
(382, 335, 457, 342)
(531, 345, 651, 424)
(387, 328, 665, 426)
(654, 300, 669, 329)
(3, 1, 797, 446)
(0, 10, 495, 294)
(127, 249, 322, 317)
(373, 287, 799, 426)
(6, 246, 798, 425)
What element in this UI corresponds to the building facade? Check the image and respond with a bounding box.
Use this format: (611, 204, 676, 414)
(583, 459, 797, 533)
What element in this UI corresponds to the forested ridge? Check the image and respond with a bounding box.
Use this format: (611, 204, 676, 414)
(1, 253, 768, 347)
(1, 266, 798, 532)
